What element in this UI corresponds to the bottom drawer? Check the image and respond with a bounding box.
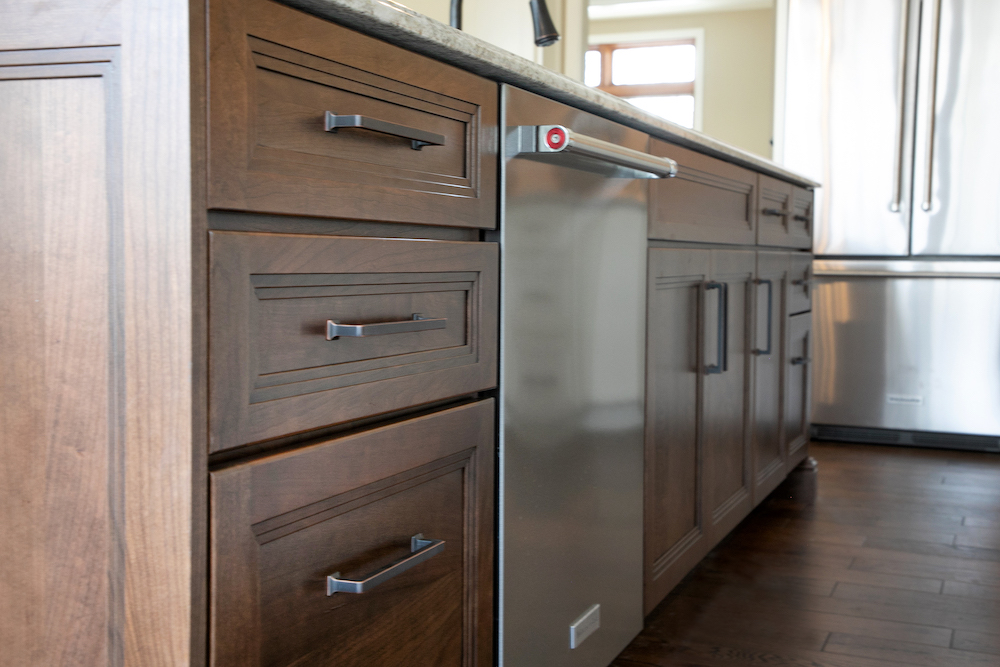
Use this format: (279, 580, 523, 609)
(210, 400, 495, 667)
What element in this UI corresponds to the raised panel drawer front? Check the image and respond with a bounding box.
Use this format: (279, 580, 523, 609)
(209, 232, 498, 452)
(757, 175, 814, 249)
(208, 0, 498, 228)
(210, 400, 494, 667)
(787, 252, 813, 315)
(649, 139, 757, 244)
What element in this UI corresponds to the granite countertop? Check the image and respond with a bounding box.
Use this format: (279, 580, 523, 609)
(281, 0, 820, 188)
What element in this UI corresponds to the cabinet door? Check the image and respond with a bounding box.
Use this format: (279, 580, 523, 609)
(644, 248, 711, 614)
(704, 249, 755, 541)
(786, 313, 813, 469)
(210, 400, 494, 667)
(751, 252, 789, 504)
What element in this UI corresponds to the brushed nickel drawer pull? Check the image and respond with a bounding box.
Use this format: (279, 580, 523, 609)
(793, 214, 811, 224)
(324, 111, 446, 150)
(326, 534, 445, 595)
(791, 356, 810, 366)
(762, 208, 791, 217)
(326, 313, 447, 340)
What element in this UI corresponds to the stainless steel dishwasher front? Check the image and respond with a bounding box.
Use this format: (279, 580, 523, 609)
(499, 84, 675, 667)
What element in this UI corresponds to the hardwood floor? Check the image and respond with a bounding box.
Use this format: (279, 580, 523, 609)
(614, 442, 1000, 666)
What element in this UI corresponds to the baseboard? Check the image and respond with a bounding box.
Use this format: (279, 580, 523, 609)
(811, 424, 1000, 454)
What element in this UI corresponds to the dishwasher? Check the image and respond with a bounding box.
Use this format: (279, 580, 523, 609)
(499, 84, 677, 667)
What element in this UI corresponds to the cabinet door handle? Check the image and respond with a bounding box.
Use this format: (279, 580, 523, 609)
(705, 282, 728, 375)
(792, 214, 811, 224)
(762, 208, 791, 217)
(327, 534, 445, 595)
(753, 278, 773, 356)
(324, 111, 446, 150)
(326, 313, 446, 340)
(790, 356, 810, 366)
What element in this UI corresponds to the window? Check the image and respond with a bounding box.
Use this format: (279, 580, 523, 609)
(584, 40, 698, 129)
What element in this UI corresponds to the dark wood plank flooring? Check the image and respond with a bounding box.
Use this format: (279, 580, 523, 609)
(613, 442, 1000, 666)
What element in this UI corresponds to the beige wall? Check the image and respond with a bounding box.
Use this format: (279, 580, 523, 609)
(591, 9, 776, 158)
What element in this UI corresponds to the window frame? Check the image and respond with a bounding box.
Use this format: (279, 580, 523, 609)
(587, 29, 705, 131)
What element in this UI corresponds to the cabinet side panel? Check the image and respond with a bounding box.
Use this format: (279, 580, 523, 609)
(0, 70, 113, 666)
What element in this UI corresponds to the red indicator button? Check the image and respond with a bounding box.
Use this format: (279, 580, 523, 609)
(546, 127, 567, 150)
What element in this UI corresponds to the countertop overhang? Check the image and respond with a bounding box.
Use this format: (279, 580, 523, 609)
(281, 0, 820, 188)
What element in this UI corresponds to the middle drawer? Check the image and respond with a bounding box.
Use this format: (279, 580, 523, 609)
(209, 232, 498, 452)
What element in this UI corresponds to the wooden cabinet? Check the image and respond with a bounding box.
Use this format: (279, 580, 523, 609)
(757, 175, 814, 249)
(648, 140, 758, 245)
(208, 232, 498, 452)
(211, 400, 494, 667)
(786, 313, 813, 469)
(644, 246, 754, 614)
(208, 0, 498, 228)
(751, 251, 790, 502)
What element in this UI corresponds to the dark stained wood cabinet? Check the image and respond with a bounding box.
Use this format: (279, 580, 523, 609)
(210, 400, 494, 667)
(648, 140, 758, 245)
(644, 246, 755, 614)
(208, 232, 498, 452)
(208, 0, 498, 228)
(751, 251, 790, 502)
(786, 312, 813, 470)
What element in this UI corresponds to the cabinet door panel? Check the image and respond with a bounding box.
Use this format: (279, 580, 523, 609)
(786, 313, 813, 469)
(752, 251, 790, 503)
(704, 249, 755, 539)
(210, 400, 494, 667)
(644, 248, 710, 614)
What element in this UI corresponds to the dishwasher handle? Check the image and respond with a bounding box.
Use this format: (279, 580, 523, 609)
(509, 125, 678, 179)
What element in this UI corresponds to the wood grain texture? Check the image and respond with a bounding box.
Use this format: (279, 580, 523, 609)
(121, 0, 193, 663)
(616, 442, 1000, 667)
(0, 54, 116, 667)
(209, 232, 498, 451)
(751, 251, 790, 504)
(207, 0, 498, 228)
(210, 400, 494, 667)
(649, 139, 757, 245)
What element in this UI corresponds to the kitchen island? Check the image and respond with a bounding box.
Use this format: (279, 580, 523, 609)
(0, 1, 816, 665)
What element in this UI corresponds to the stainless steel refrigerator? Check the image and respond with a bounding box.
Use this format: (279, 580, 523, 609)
(782, 0, 1000, 449)
(498, 85, 676, 666)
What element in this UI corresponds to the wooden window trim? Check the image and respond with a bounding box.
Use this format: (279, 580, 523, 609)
(589, 40, 696, 98)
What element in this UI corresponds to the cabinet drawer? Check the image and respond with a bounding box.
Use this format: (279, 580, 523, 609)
(757, 175, 813, 249)
(209, 232, 498, 452)
(208, 0, 497, 228)
(788, 253, 813, 315)
(649, 139, 757, 244)
(210, 400, 494, 667)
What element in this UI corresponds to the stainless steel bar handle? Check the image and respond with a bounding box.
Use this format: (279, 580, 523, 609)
(921, 0, 943, 212)
(761, 208, 791, 217)
(326, 534, 445, 595)
(705, 282, 728, 375)
(325, 111, 446, 150)
(890, 0, 912, 212)
(753, 279, 773, 356)
(326, 313, 446, 340)
(536, 125, 678, 178)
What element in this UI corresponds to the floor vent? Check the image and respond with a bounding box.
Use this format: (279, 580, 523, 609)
(812, 424, 1000, 453)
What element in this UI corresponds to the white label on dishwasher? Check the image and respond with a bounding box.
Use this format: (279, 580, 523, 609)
(569, 604, 601, 649)
(887, 394, 924, 406)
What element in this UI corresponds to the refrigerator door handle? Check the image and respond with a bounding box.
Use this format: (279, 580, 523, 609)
(752, 279, 773, 356)
(890, 0, 913, 213)
(705, 282, 728, 374)
(921, 0, 944, 212)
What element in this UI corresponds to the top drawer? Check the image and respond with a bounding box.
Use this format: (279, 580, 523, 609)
(649, 139, 757, 244)
(208, 0, 498, 228)
(757, 174, 813, 249)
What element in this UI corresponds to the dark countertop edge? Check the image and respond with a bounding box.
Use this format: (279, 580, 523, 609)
(280, 0, 821, 189)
